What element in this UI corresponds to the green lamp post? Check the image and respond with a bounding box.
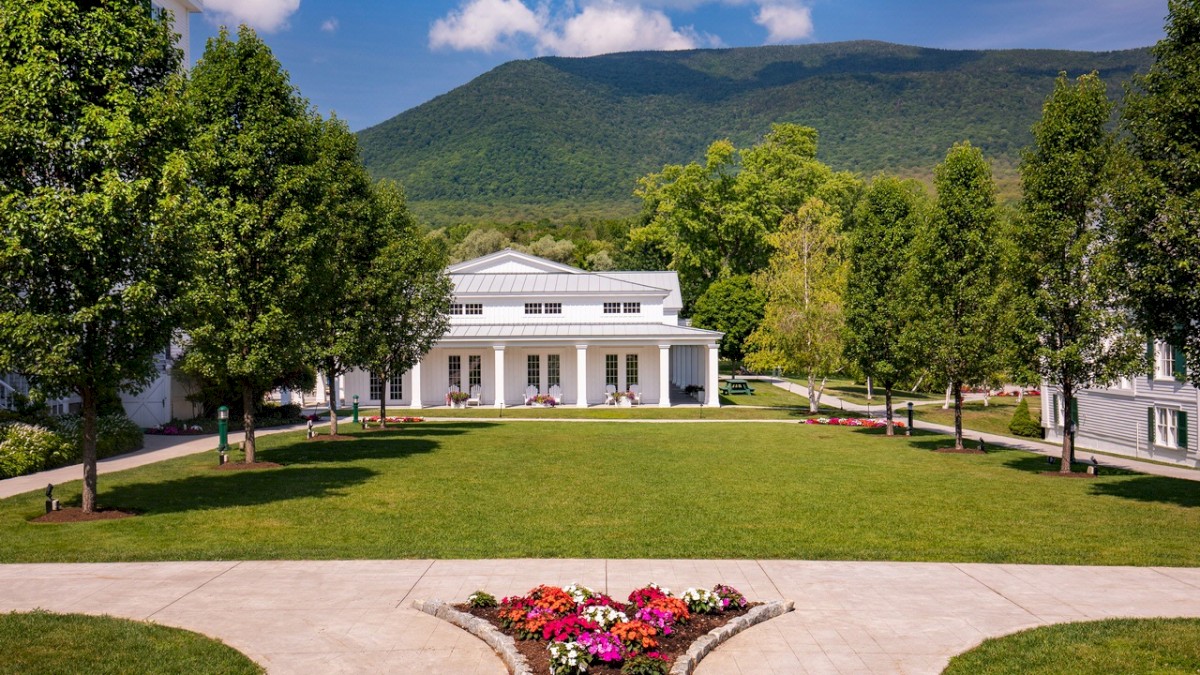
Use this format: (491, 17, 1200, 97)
(217, 405, 229, 464)
(352, 394, 359, 424)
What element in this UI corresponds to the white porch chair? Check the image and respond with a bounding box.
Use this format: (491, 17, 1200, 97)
(604, 384, 617, 405)
(524, 385, 538, 405)
(548, 384, 563, 405)
(466, 384, 482, 407)
(629, 384, 641, 406)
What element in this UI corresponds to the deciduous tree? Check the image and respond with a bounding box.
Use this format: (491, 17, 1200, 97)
(179, 27, 325, 462)
(1112, 0, 1200, 387)
(1014, 73, 1144, 471)
(908, 143, 1005, 449)
(0, 0, 189, 511)
(843, 176, 929, 435)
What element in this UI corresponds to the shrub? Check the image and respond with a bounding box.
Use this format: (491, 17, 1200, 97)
(53, 415, 144, 460)
(468, 591, 498, 608)
(0, 423, 74, 479)
(1008, 398, 1043, 438)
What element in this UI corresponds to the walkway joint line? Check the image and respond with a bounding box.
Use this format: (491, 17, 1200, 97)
(395, 559, 435, 609)
(952, 563, 1040, 619)
(147, 560, 244, 620)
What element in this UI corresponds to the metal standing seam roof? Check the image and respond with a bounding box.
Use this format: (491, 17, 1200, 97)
(598, 272, 683, 311)
(451, 273, 668, 296)
(443, 323, 722, 341)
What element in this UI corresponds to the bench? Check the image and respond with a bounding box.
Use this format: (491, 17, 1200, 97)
(720, 379, 756, 395)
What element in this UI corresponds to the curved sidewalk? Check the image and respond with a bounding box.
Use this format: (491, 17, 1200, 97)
(3, 559, 1199, 674)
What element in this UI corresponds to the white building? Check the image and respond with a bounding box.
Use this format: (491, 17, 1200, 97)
(329, 250, 724, 409)
(1042, 340, 1196, 467)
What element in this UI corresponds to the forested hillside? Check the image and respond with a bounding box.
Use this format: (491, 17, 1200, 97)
(358, 41, 1151, 224)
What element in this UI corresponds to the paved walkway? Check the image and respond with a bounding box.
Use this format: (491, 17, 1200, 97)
(3, 559, 1200, 674)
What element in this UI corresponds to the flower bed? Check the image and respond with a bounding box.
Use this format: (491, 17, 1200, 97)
(804, 417, 905, 429)
(361, 416, 424, 427)
(458, 583, 752, 674)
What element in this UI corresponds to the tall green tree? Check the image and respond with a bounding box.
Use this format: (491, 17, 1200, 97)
(1015, 73, 1144, 472)
(1113, 0, 1200, 387)
(0, 0, 189, 512)
(843, 176, 929, 435)
(745, 198, 847, 413)
(359, 182, 453, 424)
(179, 27, 325, 462)
(908, 143, 1005, 449)
(634, 124, 856, 310)
(690, 275, 765, 370)
(307, 117, 379, 436)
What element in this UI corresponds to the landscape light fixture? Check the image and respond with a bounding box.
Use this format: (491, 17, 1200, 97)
(352, 394, 359, 424)
(906, 401, 914, 436)
(217, 405, 229, 465)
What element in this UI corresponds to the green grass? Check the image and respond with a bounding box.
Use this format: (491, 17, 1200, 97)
(392, 401, 811, 419)
(943, 618, 1200, 674)
(0, 611, 262, 675)
(3, 421, 1199, 565)
(805, 377, 941, 407)
(914, 397, 1042, 439)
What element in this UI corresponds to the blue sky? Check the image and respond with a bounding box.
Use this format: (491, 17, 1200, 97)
(187, 1, 1170, 132)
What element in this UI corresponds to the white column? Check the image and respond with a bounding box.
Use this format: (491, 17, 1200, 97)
(659, 344, 672, 408)
(706, 344, 720, 407)
(409, 360, 423, 409)
(576, 345, 589, 408)
(494, 346, 506, 408)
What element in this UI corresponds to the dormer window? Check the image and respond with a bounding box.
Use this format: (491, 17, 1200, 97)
(525, 303, 543, 315)
(604, 302, 621, 314)
(624, 302, 641, 314)
(465, 303, 483, 315)
(449, 303, 463, 315)
(545, 303, 562, 314)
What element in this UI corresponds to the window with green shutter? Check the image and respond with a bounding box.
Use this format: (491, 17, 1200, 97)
(1052, 394, 1060, 426)
(1070, 398, 1079, 426)
(1179, 411, 1189, 450)
(1173, 344, 1187, 380)
(1148, 407, 1156, 447)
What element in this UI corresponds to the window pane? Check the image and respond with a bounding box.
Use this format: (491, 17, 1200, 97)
(545, 303, 562, 314)
(603, 302, 620, 314)
(527, 354, 540, 388)
(370, 372, 383, 401)
(468, 355, 482, 388)
(524, 303, 542, 315)
(448, 355, 461, 390)
(548, 354, 560, 387)
(389, 372, 403, 401)
(465, 304, 482, 315)
(449, 303, 463, 315)
(605, 354, 618, 386)
(626, 354, 638, 386)
(624, 302, 640, 314)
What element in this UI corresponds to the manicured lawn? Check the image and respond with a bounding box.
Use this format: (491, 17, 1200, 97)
(398, 402, 810, 419)
(717, 380, 809, 408)
(2, 421, 1198, 564)
(0, 611, 262, 675)
(914, 397, 1043, 439)
(943, 618, 1200, 674)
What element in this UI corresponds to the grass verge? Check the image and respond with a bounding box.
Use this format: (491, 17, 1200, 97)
(0, 611, 262, 675)
(2, 421, 1198, 564)
(942, 618, 1200, 674)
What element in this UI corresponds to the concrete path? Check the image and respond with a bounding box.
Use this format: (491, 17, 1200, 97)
(3, 559, 1200, 674)
(766, 378, 1200, 483)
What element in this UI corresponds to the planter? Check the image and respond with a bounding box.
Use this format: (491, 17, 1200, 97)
(617, 399, 632, 407)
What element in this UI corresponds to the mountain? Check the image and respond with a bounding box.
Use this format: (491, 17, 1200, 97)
(357, 41, 1152, 225)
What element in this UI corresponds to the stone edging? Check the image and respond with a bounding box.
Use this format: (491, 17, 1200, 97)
(412, 598, 794, 675)
(412, 599, 533, 674)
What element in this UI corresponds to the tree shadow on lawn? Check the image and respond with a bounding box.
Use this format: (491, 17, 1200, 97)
(266, 433, 447, 465)
(85, 466, 378, 515)
(1001, 454, 1139, 477)
(1089, 476, 1200, 509)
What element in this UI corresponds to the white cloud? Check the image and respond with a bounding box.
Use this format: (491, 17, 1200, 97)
(201, 0, 301, 33)
(429, 0, 721, 57)
(429, 0, 543, 52)
(754, 3, 813, 43)
(320, 17, 339, 33)
(540, 4, 717, 56)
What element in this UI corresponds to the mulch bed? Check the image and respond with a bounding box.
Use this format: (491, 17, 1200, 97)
(214, 461, 283, 471)
(31, 507, 138, 523)
(935, 447, 987, 454)
(306, 434, 357, 441)
(457, 603, 755, 674)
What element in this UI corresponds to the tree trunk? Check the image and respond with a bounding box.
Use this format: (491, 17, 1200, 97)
(80, 386, 98, 513)
(944, 383, 952, 409)
(866, 377, 873, 401)
(953, 382, 964, 450)
(1017, 387, 1024, 403)
(885, 387, 894, 437)
(379, 375, 387, 427)
(910, 374, 924, 393)
(326, 370, 339, 436)
(807, 370, 818, 414)
(242, 384, 256, 464)
(1060, 381, 1074, 473)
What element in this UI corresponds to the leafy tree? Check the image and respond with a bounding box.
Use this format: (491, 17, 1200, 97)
(450, 228, 510, 263)
(691, 276, 766, 369)
(843, 176, 929, 435)
(306, 117, 381, 435)
(634, 124, 856, 310)
(1014, 73, 1145, 471)
(1113, 0, 1200, 388)
(0, 0, 188, 512)
(179, 27, 325, 463)
(907, 142, 1005, 450)
(1008, 397, 1042, 438)
(523, 234, 575, 263)
(359, 183, 453, 424)
(745, 198, 847, 413)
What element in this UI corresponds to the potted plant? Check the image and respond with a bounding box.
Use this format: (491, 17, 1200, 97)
(446, 391, 470, 408)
